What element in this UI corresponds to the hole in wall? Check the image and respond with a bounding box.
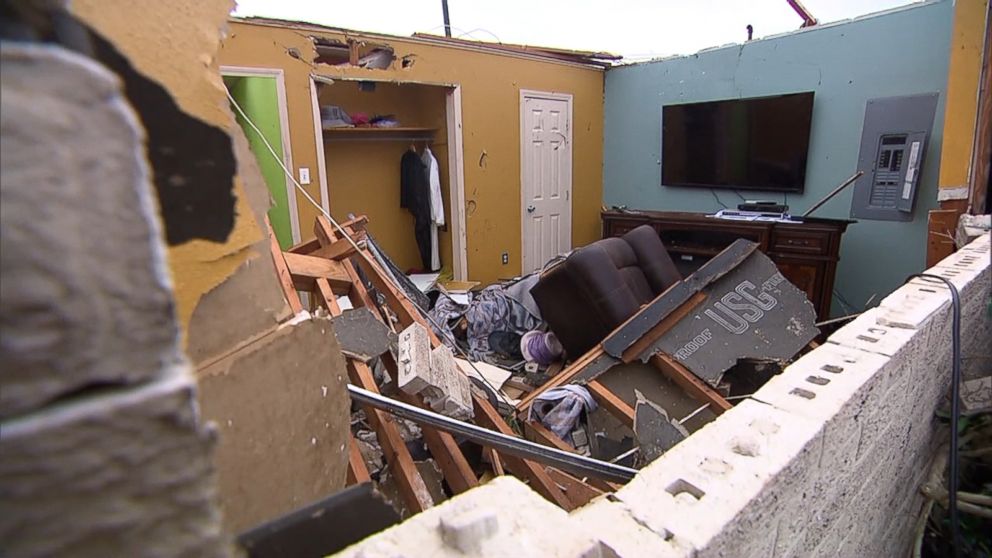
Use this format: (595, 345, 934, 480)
(790, 387, 816, 399)
(665, 479, 705, 500)
(856, 335, 879, 343)
(920, 288, 937, 293)
(821, 364, 844, 374)
(806, 375, 830, 386)
(730, 436, 762, 456)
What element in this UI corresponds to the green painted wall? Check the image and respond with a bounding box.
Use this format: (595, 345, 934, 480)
(225, 75, 294, 248)
(603, 1, 954, 317)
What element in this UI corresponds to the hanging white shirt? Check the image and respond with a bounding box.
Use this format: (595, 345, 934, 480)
(422, 147, 444, 271)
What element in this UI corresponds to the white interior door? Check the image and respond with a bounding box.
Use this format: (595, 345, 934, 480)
(521, 91, 572, 274)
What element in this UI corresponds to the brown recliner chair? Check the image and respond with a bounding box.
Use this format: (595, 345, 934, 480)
(530, 225, 682, 359)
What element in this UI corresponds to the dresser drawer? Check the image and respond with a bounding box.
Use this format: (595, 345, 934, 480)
(771, 230, 830, 255)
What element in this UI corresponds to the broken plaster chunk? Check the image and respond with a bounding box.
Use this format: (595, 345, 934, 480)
(397, 323, 432, 395)
(439, 508, 499, 554)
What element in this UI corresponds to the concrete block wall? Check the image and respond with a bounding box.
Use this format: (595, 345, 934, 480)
(332, 233, 990, 558)
(0, 44, 225, 556)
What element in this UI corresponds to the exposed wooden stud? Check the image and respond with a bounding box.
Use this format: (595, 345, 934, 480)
(314, 277, 342, 315)
(348, 359, 433, 512)
(486, 447, 505, 476)
(282, 252, 352, 292)
(650, 354, 732, 414)
(472, 394, 574, 510)
(586, 380, 635, 428)
(524, 420, 578, 453)
(347, 435, 371, 485)
(265, 216, 304, 314)
(545, 467, 604, 507)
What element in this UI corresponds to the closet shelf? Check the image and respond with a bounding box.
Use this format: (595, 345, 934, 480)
(322, 126, 437, 142)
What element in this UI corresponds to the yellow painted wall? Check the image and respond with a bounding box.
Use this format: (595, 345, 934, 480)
(220, 20, 605, 284)
(937, 0, 990, 192)
(319, 81, 450, 272)
(70, 1, 270, 330)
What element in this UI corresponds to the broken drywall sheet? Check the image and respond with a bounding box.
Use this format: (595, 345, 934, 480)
(633, 390, 689, 464)
(196, 317, 350, 534)
(332, 307, 395, 362)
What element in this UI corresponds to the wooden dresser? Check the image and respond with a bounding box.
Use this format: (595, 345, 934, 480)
(602, 210, 854, 319)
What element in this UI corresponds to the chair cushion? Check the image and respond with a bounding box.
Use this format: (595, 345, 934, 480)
(531, 225, 682, 358)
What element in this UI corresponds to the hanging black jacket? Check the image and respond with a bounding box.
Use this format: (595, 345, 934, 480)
(400, 149, 432, 269)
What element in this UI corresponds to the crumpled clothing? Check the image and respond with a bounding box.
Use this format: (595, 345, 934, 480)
(463, 284, 542, 361)
(528, 385, 597, 445)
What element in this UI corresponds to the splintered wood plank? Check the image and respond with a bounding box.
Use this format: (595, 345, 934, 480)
(524, 420, 578, 453)
(347, 435, 371, 485)
(524, 419, 621, 492)
(486, 447, 505, 476)
(283, 252, 352, 292)
(348, 359, 433, 512)
(650, 354, 732, 414)
(472, 394, 574, 510)
(314, 277, 342, 315)
(621, 292, 707, 363)
(265, 216, 304, 314)
(586, 380, 635, 429)
(545, 467, 604, 507)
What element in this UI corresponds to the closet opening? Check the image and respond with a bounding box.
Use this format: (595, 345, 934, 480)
(313, 77, 467, 280)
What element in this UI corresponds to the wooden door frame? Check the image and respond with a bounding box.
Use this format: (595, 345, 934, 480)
(309, 75, 468, 280)
(221, 66, 301, 243)
(519, 89, 574, 274)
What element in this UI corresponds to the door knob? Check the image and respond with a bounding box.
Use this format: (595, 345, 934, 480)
(527, 205, 536, 213)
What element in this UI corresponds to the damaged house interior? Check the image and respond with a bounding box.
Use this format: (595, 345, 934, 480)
(1, 0, 991, 557)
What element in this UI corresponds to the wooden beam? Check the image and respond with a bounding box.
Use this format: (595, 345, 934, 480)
(348, 359, 433, 512)
(545, 467, 604, 507)
(650, 354, 732, 414)
(486, 447, 505, 476)
(621, 292, 707, 363)
(524, 420, 577, 453)
(265, 216, 304, 314)
(585, 380, 635, 429)
(314, 277, 342, 315)
(347, 435, 371, 485)
(523, 419, 621, 492)
(283, 252, 352, 292)
(472, 394, 575, 510)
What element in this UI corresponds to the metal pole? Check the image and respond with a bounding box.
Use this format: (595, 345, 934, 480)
(347, 385, 637, 483)
(441, 0, 452, 37)
(801, 170, 864, 218)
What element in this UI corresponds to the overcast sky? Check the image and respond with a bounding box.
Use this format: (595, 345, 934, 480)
(232, 0, 918, 61)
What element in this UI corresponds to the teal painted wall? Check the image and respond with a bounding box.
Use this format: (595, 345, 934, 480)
(225, 75, 294, 248)
(603, 1, 953, 316)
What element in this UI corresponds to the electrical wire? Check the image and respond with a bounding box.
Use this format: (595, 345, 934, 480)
(224, 89, 512, 407)
(907, 273, 962, 558)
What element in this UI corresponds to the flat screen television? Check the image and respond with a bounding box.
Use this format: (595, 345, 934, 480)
(661, 92, 814, 193)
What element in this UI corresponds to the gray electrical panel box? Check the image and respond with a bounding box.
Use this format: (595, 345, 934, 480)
(850, 93, 939, 221)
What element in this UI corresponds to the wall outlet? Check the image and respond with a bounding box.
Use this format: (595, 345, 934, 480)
(299, 167, 311, 185)
(501, 252, 509, 265)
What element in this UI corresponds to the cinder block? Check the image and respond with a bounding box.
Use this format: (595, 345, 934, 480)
(429, 345, 474, 420)
(397, 323, 434, 395)
(615, 400, 821, 555)
(876, 282, 951, 329)
(0, 366, 224, 558)
(0, 44, 182, 419)
(569, 499, 689, 558)
(827, 308, 921, 356)
(333, 476, 604, 558)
